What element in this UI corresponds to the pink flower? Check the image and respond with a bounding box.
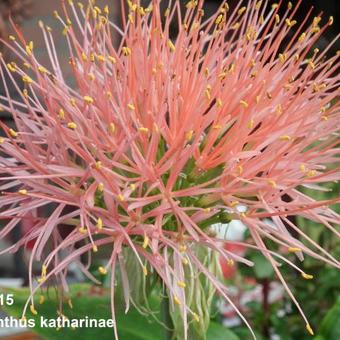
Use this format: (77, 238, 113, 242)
(0, 1, 339, 338)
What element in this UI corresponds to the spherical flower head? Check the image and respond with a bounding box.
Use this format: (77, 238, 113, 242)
(0, 1, 339, 338)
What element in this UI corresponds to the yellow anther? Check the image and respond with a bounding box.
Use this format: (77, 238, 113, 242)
(174, 296, 181, 305)
(227, 259, 234, 266)
(26, 45, 32, 55)
(7, 63, 16, 72)
(275, 104, 282, 114)
(212, 124, 222, 130)
(279, 135, 291, 141)
(62, 26, 69, 36)
(88, 73, 95, 81)
(108, 56, 116, 64)
(321, 115, 328, 121)
(103, 5, 109, 15)
(129, 183, 136, 191)
(139, 6, 146, 16)
(311, 26, 320, 34)
(41, 265, 47, 277)
(215, 14, 223, 25)
(95, 161, 102, 169)
(300, 164, 306, 172)
(81, 52, 87, 61)
(38, 66, 48, 74)
(9, 129, 18, 138)
(108, 122, 115, 134)
(92, 245, 98, 252)
(138, 127, 149, 133)
(218, 71, 227, 80)
(255, 95, 261, 104)
(275, 14, 280, 24)
(288, 247, 301, 253)
(0, 137, 4, 144)
(247, 119, 254, 129)
(58, 109, 65, 119)
(18, 189, 28, 195)
(186, 0, 198, 9)
(97, 183, 104, 192)
(89, 53, 95, 62)
(117, 194, 125, 202)
(167, 40, 176, 52)
(127, 103, 135, 110)
(285, 19, 296, 27)
(279, 53, 286, 63)
(37, 277, 46, 284)
(313, 48, 319, 54)
(193, 313, 200, 322)
(313, 16, 321, 27)
(39, 295, 45, 305)
(216, 98, 223, 108)
(298, 32, 306, 42)
(177, 281, 186, 288)
(255, 1, 262, 10)
(98, 266, 107, 275)
(240, 100, 248, 108)
(70, 98, 76, 106)
(78, 227, 87, 234)
(83, 95, 94, 105)
(164, 8, 170, 17)
(67, 122, 77, 130)
(142, 235, 149, 249)
(237, 6, 246, 15)
(271, 3, 278, 9)
(22, 75, 33, 84)
(97, 55, 105, 62)
(182, 258, 189, 265)
(53, 10, 59, 18)
(268, 180, 277, 188)
(204, 88, 211, 100)
(246, 26, 256, 41)
(328, 16, 334, 26)
(306, 170, 316, 177)
(9, 35, 16, 41)
(230, 201, 239, 207)
(94, 6, 101, 14)
(306, 323, 314, 336)
(68, 299, 73, 309)
(142, 265, 148, 276)
(122, 46, 131, 56)
(237, 165, 243, 175)
(179, 244, 187, 253)
(288, 2, 293, 9)
(185, 130, 194, 141)
(301, 273, 313, 280)
(30, 305, 38, 315)
(96, 217, 103, 229)
(308, 60, 316, 70)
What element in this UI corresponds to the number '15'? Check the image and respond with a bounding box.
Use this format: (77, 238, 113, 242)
(0, 294, 14, 306)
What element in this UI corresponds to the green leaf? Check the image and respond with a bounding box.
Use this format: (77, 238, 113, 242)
(251, 253, 274, 279)
(317, 298, 340, 340)
(207, 322, 239, 340)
